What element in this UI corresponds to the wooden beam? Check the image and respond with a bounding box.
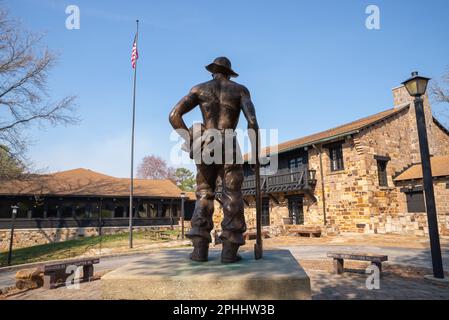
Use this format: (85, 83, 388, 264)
(268, 193, 279, 205)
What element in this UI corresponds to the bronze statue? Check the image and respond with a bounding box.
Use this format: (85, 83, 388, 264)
(169, 57, 259, 263)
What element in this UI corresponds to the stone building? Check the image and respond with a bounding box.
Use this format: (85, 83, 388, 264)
(394, 155, 449, 236)
(214, 84, 449, 237)
(0, 168, 195, 249)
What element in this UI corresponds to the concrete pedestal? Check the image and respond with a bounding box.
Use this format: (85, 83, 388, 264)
(101, 249, 311, 300)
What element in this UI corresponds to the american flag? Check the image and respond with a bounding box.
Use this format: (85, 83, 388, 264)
(131, 34, 138, 69)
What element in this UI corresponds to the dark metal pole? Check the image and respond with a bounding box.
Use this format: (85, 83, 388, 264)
(99, 198, 103, 255)
(129, 20, 139, 249)
(414, 96, 444, 279)
(180, 196, 185, 240)
(7, 206, 18, 266)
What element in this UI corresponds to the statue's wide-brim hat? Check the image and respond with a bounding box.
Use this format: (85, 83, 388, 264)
(205, 57, 239, 78)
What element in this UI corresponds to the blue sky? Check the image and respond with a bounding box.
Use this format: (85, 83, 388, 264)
(5, 0, 449, 177)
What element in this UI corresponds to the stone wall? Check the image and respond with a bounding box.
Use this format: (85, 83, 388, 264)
(218, 86, 449, 237)
(306, 137, 374, 233)
(355, 88, 449, 235)
(388, 178, 449, 236)
(212, 198, 289, 237)
(267, 86, 448, 236)
(432, 120, 449, 156)
(0, 225, 176, 250)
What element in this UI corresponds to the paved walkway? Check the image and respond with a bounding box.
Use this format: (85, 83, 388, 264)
(309, 268, 449, 300)
(0, 253, 147, 289)
(283, 244, 449, 270)
(2, 242, 449, 300)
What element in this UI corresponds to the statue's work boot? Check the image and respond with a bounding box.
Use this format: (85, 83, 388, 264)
(221, 240, 242, 263)
(189, 237, 209, 262)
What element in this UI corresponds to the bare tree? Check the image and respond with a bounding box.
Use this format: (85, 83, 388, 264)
(0, 7, 78, 178)
(430, 68, 449, 128)
(137, 154, 175, 180)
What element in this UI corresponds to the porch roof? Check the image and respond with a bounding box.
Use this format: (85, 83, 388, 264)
(394, 155, 449, 182)
(0, 168, 185, 199)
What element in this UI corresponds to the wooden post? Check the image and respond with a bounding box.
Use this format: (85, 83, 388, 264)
(254, 128, 263, 260)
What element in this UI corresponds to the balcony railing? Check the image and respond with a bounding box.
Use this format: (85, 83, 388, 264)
(241, 166, 315, 196)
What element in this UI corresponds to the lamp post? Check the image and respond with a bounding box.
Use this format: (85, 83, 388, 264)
(7, 205, 19, 266)
(180, 192, 187, 240)
(403, 71, 445, 280)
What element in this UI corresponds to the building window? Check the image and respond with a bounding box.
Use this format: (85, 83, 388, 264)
(16, 202, 30, 218)
(288, 196, 304, 225)
(114, 206, 125, 218)
(329, 143, 344, 172)
(148, 202, 158, 217)
(101, 202, 114, 218)
(32, 205, 45, 219)
(137, 204, 147, 218)
(74, 204, 88, 218)
(0, 201, 14, 219)
(46, 203, 58, 218)
(406, 191, 426, 213)
(377, 160, 388, 187)
(289, 157, 304, 169)
(171, 203, 179, 217)
(160, 203, 171, 217)
(262, 198, 270, 226)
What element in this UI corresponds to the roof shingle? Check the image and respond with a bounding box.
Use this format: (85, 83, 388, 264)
(245, 103, 410, 160)
(0, 168, 185, 198)
(394, 155, 449, 181)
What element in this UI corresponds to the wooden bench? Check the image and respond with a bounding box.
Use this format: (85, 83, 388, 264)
(327, 252, 388, 274)
(290, 226, 322, 238)
(38, 257, 100, 289)
(244, 230, 269, 241)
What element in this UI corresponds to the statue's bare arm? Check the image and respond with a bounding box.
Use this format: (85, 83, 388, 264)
(169, 88, 199, 134)
(241, 86, 259, 130)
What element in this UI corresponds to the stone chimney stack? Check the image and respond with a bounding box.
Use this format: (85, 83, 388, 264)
(392, 83, 436, 163)
(392, 85, 413, 107)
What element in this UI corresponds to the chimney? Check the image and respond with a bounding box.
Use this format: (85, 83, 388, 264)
(392, 85, 413, 107)
(392, 82, 436, 161)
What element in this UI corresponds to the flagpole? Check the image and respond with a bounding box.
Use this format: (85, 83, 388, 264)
(129, 19, 139, 249)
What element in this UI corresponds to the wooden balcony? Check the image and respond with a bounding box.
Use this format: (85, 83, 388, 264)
(241, 166, 316, 196)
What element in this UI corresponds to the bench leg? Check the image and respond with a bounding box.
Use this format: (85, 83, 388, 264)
(43, 273, 56, 289)
(371, 262, 382, 274)
(83, 265, 94, 282)
(333, 258, 344, 274)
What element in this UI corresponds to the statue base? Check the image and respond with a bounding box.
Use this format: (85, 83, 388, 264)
(101, 249, 311, 300)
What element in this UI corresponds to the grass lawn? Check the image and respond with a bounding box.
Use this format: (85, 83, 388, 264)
(0, 229, 180, 267)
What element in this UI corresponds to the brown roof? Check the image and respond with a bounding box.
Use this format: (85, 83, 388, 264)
(185, 191, 196, 200)
(0, 168, 185, 198)
(245, 104, 410, 160)
(394, 155, 449, 181)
